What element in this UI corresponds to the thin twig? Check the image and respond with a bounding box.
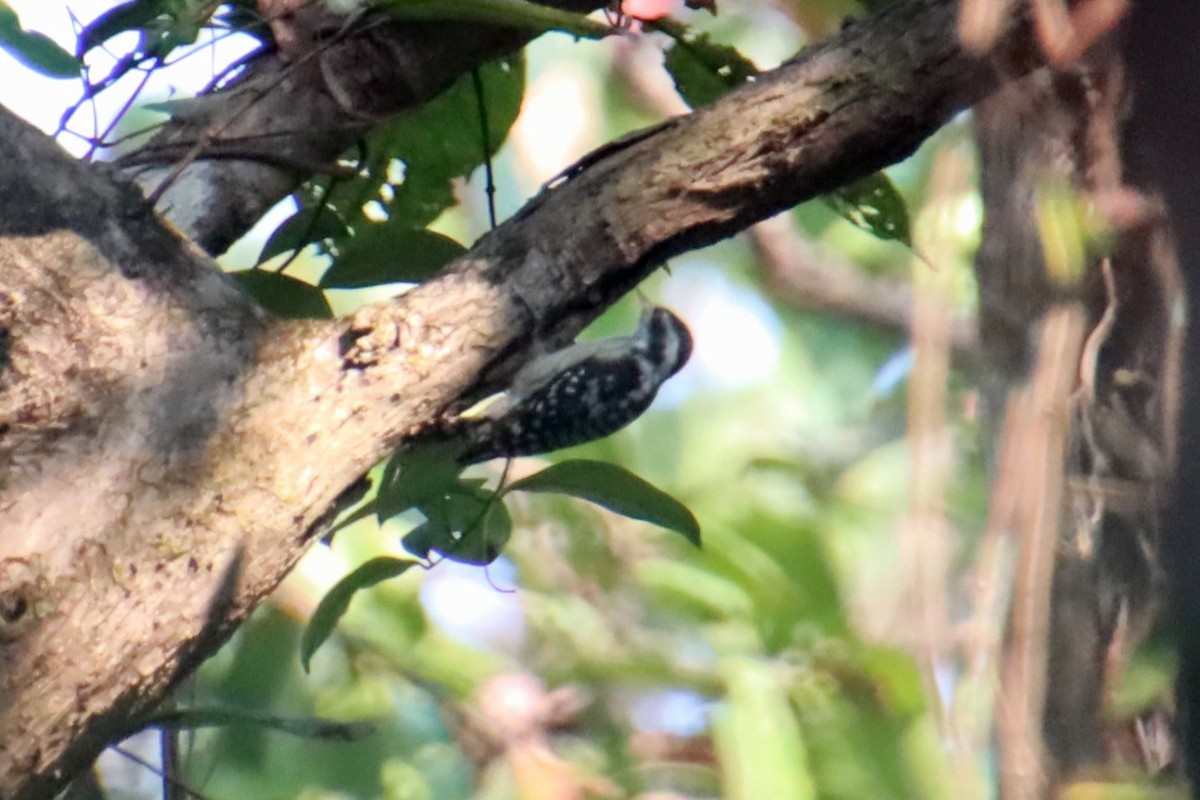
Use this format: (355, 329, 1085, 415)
(470, 68, 498, 230)
(160, 713, 182, 800)
(110, 744, 212, 800)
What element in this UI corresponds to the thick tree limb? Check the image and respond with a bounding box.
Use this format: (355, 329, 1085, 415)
(0, 0, 1053, 796)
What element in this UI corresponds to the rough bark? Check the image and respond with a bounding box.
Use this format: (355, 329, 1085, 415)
(0, 1, 1053, 797)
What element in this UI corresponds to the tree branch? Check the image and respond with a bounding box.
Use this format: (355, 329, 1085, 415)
(121, 1, 602, 255)
(749, 214, 979, 358)
(0, 0, 1052, 796)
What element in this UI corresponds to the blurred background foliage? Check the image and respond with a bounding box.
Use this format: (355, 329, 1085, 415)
(0, 0, 1030, 797)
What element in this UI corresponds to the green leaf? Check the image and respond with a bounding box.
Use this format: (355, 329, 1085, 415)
(77, 0, 204, 63)
(507, 459, 701, 545)
(149, 706, 376, 741)
(231, 270, 332, 319)
(824, 172, 912, 246)
(377, 0, 608, 38)
(819, 644, 925, 718)
(320, 227, 466, 288)
(258, 204, 350, 264)
(451, 499, 512, 565)
(79, 0, 166, 54)
(635, 559, 755, 620)
(657, 21, 758, 108)
(380, 760, 436, 800)
(320, 55, 525, 236)
(377, 441, 466, 519)
(714, 656, 816, 800)
(0, 3, 79, 78)
(404, 485, 512, 565)
(323, 498, 378, 541)
(401, 517, 447, 561)
(300, 556, 417, 671)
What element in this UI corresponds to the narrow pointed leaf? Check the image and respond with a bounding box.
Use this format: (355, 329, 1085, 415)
(507, 459, 700, 545)
(301, 557, 417, 671)
(79, 0, 166, 53)
(0, 3, 79, 78)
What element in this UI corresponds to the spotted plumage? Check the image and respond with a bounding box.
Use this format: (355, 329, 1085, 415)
(458, 305, 693, 464)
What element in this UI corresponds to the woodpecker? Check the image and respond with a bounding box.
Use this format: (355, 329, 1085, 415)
(456, 305, 693, 464)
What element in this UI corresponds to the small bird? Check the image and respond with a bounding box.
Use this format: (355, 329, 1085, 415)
(457, 304, 693, 464)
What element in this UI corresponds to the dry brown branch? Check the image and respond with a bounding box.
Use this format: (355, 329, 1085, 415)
(995, 305, 1086, 800)
(901, 146, 980, 792)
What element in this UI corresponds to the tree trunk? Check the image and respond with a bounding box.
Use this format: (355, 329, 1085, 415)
(1124, 0, 1200, 790)
(975, 1, 1200, 792)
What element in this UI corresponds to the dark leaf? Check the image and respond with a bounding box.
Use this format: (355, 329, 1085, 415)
(323, 499, 377, 541)
(320, 227, 466, 288)
(258, 204, 350, 264)
(824, 172, 912, 246)
(443, 496, 512, 565)
(79, 0, 204, 62)
(401, 483, 512, 565)
(300, 556, 417, 671)
(401, 517, 447, 561)
(146, 8, 202, 56)
(320, 55, 525, 235)
(508, 459, 701, 545)
(377, 441, 466, 519)
(150, 706, 376, 741)
(658, 21, 757, 108)
(383, 0, 608, 38)
(319, 476, 375, 544)
(231, 270, 332, 319)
